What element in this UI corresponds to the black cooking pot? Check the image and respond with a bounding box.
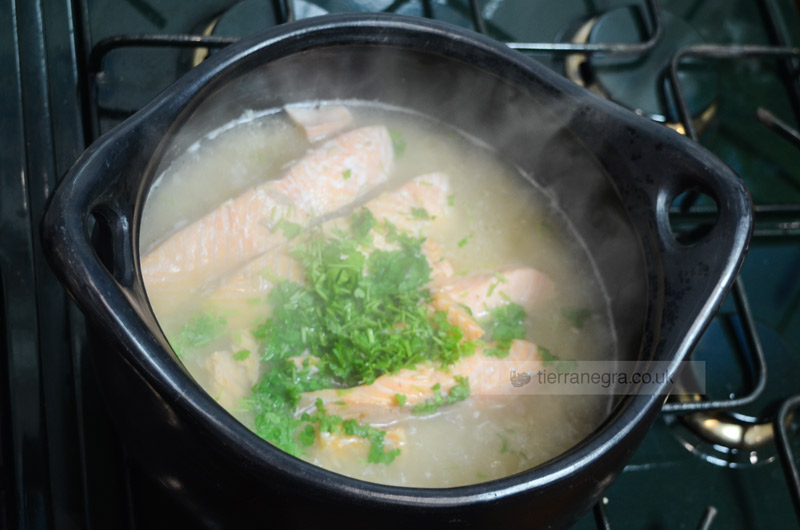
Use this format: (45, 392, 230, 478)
(41, 13, 751, 530)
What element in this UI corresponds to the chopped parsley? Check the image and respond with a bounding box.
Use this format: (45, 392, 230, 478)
(497, 432, 511, 454)
(388, 129, 406, 157)
(481, 303, 527, 357)
(254, 213, 473, 386)
(561, 306, 591, 329)
(171, 312, 227, 359)
(298, 424, 316, 446)
(248, 209, 480, 463)
(350, 208, 376, 241)
(410, 207, 430, 220)
(294, 398, 401, 464)
(342, 168, 352, 180)
(233, 349, 251, 361)
(458, 235, 470, 248)
(275, 219, 304, 240)
(539, 346, 577, 373)
(447, 194, 456, 207)
(411, 376, 471, 415)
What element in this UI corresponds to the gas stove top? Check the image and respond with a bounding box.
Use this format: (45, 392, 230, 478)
(2, 1, 799, 528)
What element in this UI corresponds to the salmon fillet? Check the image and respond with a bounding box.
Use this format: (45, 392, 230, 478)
(296, 339, 543, 421)
(429, 292, 485, 341)
(359, 171, 451, 234)
(204, 173, 453, 323)
(311, 426, 406, 470)
(204, 245, 304, 329)
(316, 427, 406, 457)
(285, 104, 354, 142)
(204, 334, 261, 411)
(422, 239, 454, 282)
(431, 267, 555, 319)
(142, 126, 393, 314)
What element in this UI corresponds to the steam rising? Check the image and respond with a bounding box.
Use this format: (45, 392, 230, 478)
(142, 42, 649, 413)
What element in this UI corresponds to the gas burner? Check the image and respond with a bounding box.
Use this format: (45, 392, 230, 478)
(664, 317, 800, 468)
(664, 412, 778, 468)
(564, 5, 717, 135)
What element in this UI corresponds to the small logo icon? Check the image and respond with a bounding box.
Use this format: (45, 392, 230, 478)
(510, 370, 531, 387)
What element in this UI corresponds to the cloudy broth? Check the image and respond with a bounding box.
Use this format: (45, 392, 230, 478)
(141, 101, 615, 487)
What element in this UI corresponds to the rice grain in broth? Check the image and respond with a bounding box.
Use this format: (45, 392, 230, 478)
(140, 101, 615, 487)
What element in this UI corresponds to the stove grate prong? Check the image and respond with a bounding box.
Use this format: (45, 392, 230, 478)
(505, 0, 662, 57)
(757, 107, 800, 150)
(662, 278, 768, 413)
(775, 394, 800, 525)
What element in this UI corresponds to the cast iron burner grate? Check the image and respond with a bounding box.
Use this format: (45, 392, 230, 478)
(3, 0, 800, 528)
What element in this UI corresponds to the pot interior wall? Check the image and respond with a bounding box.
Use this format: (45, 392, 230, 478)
(146, 43, 649, 374)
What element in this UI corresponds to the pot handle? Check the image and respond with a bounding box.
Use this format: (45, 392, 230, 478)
(648, 140, 753, 364)
(41, 128, 164, 350)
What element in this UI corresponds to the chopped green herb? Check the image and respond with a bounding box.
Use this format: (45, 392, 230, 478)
(418, 180, 433, 187)
(496, 432, 510, 454)
(233, 349, 251, 361)
(538, 346, 577, 373)
(484, 346, 509, 358)
(412, 376, 471, 415)
(458, 235, 470, 248)
(298, 424, 316, 446)
(171, 312, 227, 359)
(388, 129, 406, 157)
(494, 272, 508, 283)
(275, 219, 304, 240)
(250, 359, 330, 456)
(487, 281, 499, 297)
(447, 194, 456, 207)
(246, 196, 489, 464)
(561, 307, 592, 329)
(486, 303, 527, 350)
(410, 207, 430, 220)
(342, 168, 352, 180)
(350, 208, 376, 241)
(538, 346, 555, 363)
